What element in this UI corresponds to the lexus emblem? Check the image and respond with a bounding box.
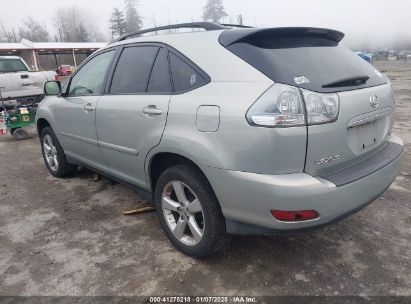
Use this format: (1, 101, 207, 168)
(370, 94, 379, 108)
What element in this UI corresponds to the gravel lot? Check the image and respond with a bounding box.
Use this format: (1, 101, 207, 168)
(0, 61, 410, 297)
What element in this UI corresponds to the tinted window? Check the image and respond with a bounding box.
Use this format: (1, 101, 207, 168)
(110, 46, 158, 94)
(226, 36, 386, 93)
(169, 53, 206, 92)
(69, 50, 115, 96)
(147, 48, 172, 93)
(0, 59, 28, 73)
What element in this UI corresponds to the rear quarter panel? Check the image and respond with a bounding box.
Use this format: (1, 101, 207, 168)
(147, 81, 307, 176)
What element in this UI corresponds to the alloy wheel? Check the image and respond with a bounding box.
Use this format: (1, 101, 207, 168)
(43, 134, 59, 171)
(161, 181, 205, 246)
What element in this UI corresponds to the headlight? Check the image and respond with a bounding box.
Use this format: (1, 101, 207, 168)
(301, 89, 339, 125)
(246, 84, 305, 127)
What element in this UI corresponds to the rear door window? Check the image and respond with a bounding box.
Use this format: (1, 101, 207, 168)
(147, 48, 172, 93)
(110, 46, 159, 94)
(169, 52, 207, 92)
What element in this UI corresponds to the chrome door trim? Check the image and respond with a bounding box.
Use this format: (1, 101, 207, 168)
(61, 132, 98, 146)
(98, 140, 139, 156)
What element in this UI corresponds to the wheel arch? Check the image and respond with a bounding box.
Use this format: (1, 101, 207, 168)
(37, 118, 51, 136)
(147, 152, 215, 198)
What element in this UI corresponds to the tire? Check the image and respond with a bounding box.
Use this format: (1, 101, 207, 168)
(40, 127, 77, 178)
(10, 128, 17, 136)
(13, 128, 28, 140)
(154, 164, 228, 258)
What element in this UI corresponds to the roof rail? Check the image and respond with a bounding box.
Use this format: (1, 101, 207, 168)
(111, 22, 227, 44)
(220, 24, 254, 29)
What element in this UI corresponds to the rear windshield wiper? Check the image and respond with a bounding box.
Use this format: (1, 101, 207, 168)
(322, 75, 370, 88)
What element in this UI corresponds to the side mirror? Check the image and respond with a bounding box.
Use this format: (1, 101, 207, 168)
(44, 81, 61, 96)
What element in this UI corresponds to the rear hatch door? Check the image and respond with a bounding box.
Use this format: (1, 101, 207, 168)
(305, 83, 394, 176)
(220, 27, 392, 176)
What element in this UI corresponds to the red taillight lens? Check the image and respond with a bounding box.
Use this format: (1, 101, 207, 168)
(55, 74, 60, 81)
(271, 210, 318, 222)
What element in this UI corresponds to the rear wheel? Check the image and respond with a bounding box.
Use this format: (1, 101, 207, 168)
(40, 127, 77, 178)
(155, 165, 228, 258)
(12, 128, 28, 140)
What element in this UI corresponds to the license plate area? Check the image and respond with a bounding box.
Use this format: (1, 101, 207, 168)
(358, 121, 377, 149)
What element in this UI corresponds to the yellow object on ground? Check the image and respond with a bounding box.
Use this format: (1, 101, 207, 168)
(123, 206, 156, 215)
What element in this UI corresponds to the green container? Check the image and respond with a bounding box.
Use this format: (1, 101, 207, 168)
(1, 111, 36, 129)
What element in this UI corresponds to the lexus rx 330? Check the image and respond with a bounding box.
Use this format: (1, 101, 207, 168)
(36, 23, 404, 257)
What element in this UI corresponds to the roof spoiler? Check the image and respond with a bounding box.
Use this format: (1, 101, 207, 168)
(219, 27, 345, 47)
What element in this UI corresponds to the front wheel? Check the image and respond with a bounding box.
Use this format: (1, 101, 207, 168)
(40, 127, 77, 178)
(155, 165, 228, 258)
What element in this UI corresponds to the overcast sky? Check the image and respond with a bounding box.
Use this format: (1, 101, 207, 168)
(2, 0, 411, 49)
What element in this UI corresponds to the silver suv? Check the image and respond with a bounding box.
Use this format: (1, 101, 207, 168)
(36, 23, 404, 257)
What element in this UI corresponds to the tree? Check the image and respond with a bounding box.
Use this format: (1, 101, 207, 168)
(110, 7, 127, 38)
(0, 21, 18, 43)
(203, 0, 228, 23)
(54, 6, 103, 42)
(76, 22, 90, 42)
(124, 0, 143, 33)
(237, 15, 243, 26)
(19, 17, 50, 42)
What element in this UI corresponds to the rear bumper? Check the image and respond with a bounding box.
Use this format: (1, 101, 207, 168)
(202, 134, 404, 235)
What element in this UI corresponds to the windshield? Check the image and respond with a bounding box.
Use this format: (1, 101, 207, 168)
(0, 58, 29, 73)
(226, 36, 387, 93)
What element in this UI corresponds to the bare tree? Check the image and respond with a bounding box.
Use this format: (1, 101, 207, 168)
(237, 15, 244, 25)
(19, 17, 50, 42)
(124, 0, 143, 33)
(54, 6, 103, 42)
(203, 0, 228, 23)
(0, 21, 18, 42)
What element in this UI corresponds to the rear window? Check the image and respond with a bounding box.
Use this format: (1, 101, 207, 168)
(0, 58, 28, 73)
(225, 35, 387, 93)
(169, 52, 207, 92)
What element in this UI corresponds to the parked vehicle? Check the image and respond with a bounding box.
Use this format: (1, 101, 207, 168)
(57, 64, 73, 76)
(0, 56, 57, 108)
(387, 50, 399, 61)
(356, 51, 372, 63)
(36, 23, 404, 257)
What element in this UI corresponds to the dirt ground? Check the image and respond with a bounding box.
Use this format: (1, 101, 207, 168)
(0, 61, 410, 297)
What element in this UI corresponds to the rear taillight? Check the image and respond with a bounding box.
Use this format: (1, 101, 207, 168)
(246, 84, 305, 127)
(301, 89, 339, 125)
(246, 83, 340, 128)
(271, 210, 319, 222)
(55, 74, 60, 81)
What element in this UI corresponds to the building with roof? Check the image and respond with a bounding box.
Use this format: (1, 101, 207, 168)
(0, 39, 106, 71)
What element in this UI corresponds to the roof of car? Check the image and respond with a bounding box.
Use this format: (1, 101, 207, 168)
(108, 22, 344, 48)
(99, 23, 345, 83)
(0, 56, 21, 59)
(107, 28, 226, 48)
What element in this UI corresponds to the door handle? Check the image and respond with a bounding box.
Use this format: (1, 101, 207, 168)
(84, 103, 95, 112)
(142, 105, 162, 116)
